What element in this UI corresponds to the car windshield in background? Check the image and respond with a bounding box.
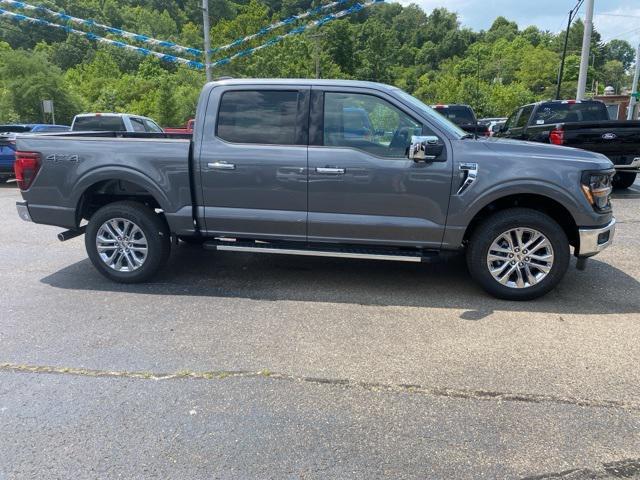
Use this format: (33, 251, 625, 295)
(435, 106, 476, 125)
(73, 116, 126, 131)
(531, 102, 610, 125)
(392, 89, 467, 139)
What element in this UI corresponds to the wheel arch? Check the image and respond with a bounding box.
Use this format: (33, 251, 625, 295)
(462, 193, 579, 248)
(73, 168, 172, 226)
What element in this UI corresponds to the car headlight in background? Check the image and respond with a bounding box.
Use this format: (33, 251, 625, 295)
(581, 171, 613, 212)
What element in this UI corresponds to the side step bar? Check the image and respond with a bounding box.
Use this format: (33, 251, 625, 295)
(204, 241, 434, 263)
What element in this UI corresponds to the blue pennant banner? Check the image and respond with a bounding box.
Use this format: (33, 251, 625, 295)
(210, 0, 384, 68)
(209, 0, 350, 55)
(0, 8, 206, 69)
(0, 0, 202, 56)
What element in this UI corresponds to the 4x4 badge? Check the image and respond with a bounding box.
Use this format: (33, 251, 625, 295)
(46, 154, 79, 163)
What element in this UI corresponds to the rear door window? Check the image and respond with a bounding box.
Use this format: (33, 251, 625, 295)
(216, 90, 300, 145)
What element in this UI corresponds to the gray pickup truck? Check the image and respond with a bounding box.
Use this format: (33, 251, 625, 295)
(14, 79, 616, 300)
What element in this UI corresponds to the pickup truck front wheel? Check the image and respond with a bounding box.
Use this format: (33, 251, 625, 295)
(85, 201, 171, 283)
(467, 208, 570, 300)
(612, 172, 636, 190)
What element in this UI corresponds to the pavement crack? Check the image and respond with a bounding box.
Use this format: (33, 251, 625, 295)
(520, 458, 640, 479)
(1, 362, 638, 411)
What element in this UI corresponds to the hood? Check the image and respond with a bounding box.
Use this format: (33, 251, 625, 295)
(483, 137, 613, 170)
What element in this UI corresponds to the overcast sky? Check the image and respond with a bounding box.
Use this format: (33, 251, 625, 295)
(396, 0, 640, 46)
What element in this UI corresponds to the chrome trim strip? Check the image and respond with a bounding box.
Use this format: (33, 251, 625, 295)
(315, 167, 345, 174)
(578, 218, 616, 257)
(614, 158, 640, 170)
(216, 245, 422, 262)
(208, 161, 236, 170)
(457, 162, 478, 195)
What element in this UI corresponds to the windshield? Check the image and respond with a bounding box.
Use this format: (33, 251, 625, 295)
(532, 102, 610, 125)
(392, 89, 467, 139)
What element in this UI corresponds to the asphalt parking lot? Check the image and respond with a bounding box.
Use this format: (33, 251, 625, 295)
(1, 181, 639, 479)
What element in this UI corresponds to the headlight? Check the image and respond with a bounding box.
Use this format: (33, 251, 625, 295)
(581, 171, 613, 212)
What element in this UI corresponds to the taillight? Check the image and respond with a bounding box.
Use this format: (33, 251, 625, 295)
(549, 127, 564, 145)
(14, 151, 41, 190)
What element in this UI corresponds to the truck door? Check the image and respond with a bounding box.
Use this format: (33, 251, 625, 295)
(198, 86, 309, 241)
(307, 87, 452, 248)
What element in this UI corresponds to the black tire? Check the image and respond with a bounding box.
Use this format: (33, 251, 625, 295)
(466, 208, 570, 300)
(612, 172, 636, 190)
(85, 201, 171, 283)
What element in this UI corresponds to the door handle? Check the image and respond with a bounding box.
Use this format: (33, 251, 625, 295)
(316, 167, 345, 174)
(208, 161, 236, 170)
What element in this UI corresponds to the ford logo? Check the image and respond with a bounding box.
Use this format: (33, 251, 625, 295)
(602, 133, 617, 140)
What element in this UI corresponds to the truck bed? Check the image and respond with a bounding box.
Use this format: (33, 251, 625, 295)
(16, 133, 194, 234)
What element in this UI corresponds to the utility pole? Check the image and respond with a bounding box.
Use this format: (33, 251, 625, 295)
(309, 33, 325, 79)
(576, 0, 594, 100)
(202, 0, 213, 82)
(628, 44, 640, 120)
(556, 0, 583, 99)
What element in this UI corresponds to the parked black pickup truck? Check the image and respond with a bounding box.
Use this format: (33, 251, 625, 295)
(496, 100, 640, 189)
(431, 104, 490, 137)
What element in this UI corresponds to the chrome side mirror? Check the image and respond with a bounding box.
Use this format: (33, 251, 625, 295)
(408, 135, 444, 162)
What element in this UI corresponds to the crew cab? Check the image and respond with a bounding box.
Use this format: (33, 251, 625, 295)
(14, 79, 616, 300)
(431, 104, 490, 137)
(496, 100, 640, 189)
(71, 113, 164, 133)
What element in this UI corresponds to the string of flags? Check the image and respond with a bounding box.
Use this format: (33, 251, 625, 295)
(210, 0, 384, 68)
(208, 0, 351, 55)
(0, 0, 202, 56)
(0, 0, 384, 71)
(0, 7, 206, 68)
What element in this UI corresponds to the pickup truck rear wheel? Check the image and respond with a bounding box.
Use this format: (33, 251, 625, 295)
(85, 201, 170, 283)
(612, 172, 636, 189)
(466, 208, 570, 300)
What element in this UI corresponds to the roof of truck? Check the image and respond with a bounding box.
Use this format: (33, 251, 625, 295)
(207, 78, 398, 92)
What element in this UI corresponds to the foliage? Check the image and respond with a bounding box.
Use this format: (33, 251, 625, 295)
(0, 0, 636, 125)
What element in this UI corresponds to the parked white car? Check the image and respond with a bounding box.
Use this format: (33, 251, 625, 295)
(71, 113, 164, 133)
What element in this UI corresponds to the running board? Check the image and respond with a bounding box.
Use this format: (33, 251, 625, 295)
(204, 241, 432, 263)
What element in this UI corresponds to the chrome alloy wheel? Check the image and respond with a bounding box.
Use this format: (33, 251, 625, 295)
(96, 218, 148, 272)
(486, 227, 554, 289)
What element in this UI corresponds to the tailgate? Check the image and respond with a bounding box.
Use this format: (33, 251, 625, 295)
(562, 121, 640, 158)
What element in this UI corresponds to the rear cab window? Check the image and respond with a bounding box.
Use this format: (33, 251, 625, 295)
(216, 90, 301, 145)
(532, 102, 609, 125)
(73, 116, 126, 131)
(433, 106, 476, 125)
